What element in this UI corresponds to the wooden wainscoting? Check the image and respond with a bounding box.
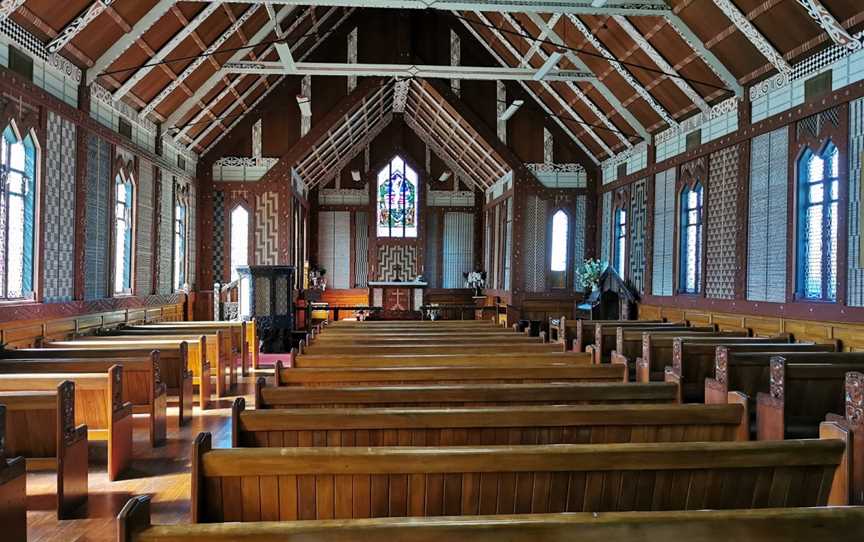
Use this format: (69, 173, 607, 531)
(639, 304, 864, 351)
(318, 289, 370, 321)
(0, 301, 185, 348)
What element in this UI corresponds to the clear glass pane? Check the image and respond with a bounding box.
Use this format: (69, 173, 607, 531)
(688, 209, 699, 225)
(808, 154, 824, 182)
(230, 206, 249, 281)
(9, 140, 24, 172)
(686, 224, 697, 292)
(114, 218, 127, 293)
(809, 183, 824, 204)
(6, 171, 22, 194)
(6, 193, 24, 298)
(828, 200, 838, 300)
(830, 179, 838, 201)
(805, 205, 823, 299)
(116, 180, 126, 204)
(550, 210, 568, 272)
(688, 189, 698, 208)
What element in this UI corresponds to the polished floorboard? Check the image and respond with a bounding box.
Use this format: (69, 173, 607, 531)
(25, 375, 260, 542)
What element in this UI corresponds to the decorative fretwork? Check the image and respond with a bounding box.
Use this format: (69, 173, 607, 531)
(847, 372, 863, 426)
(712, 0, 791, 75)
(795, 0, 862, 51)
(47, 0, 117, 54)
(705, 145, 741, 300)
(628, 178, 648, 294)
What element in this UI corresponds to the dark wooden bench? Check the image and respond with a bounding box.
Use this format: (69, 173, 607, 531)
(274, 362, 628, 386)
(666, 341, 837, 403)
(0, 381, 87, 519)
(47, 337, 217, 401)
(255, 378, 680, 409)
(2, 346, 194, 422)
(0, 356, 167, 446)
(303, 343, 562, 356)
(591, 323, 702, 364)
(0, 405, 26, 542)
(312, 334, 539, 346)
(289, 351, 593, 368)
(117, 497, 864, 542)
(191, 433, 842, 522)
(637, 334, 789, 383)
(564, 319, 666, 353)
(0, 366, 132, 480)
(821, 371, 864, 505)
(128, 321, 251, 375)
(612, 327, 742, 369)
(232, 399, 744, 448)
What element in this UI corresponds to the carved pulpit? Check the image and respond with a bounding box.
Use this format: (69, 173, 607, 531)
(235, 265, 295, 352)
(583, 267, 638, 320)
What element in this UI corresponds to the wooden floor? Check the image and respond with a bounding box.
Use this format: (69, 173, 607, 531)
(25, 375, 260, 542)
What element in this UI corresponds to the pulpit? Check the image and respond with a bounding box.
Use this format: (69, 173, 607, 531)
(235, 265, 295, 352)
(368, 280, 427, 319)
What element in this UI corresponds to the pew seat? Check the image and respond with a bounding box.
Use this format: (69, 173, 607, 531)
(289, 351, 592, 368)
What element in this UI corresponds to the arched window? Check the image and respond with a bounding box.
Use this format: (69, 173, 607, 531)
(679, 182, 703, 294)
(0, 124, 37, 300)
(612, 208, 627, 274)
(230, 205, 249, 281)
(549, 209, 569, 289)
(173, 198, 187, 291)
(376, 156, 418, 238)
(797, 143, 839, 301)
(113, 172, 134, 294)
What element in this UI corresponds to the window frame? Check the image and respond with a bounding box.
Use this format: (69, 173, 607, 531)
(612, 207, 628, 276)
(375, 155, 419, 239)
(547, 208, 571, 290)
(111, 169, 135, 296)
(0, 122, 37, 302)
(795, 142, 840, 302)
(677, 181, 704, 295)
(229, 202, 251, 283)
(172, 192, 188, 292)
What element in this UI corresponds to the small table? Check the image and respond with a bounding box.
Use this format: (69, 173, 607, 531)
(368, 281, 428, 314)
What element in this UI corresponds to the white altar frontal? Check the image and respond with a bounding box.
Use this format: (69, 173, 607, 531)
(368, 280, 427, 313)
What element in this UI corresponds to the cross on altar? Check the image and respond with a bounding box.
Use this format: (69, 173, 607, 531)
(387, 288, 408, 311)
(368, 279, 429, 316)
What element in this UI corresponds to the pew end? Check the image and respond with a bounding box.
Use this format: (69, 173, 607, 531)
(610, 351, 629, 382)
(107, 365, 134, 481)
(56, 380, 89, 518)
(254, 377, 266, 410)
(117, 495, 152, 542)
(231, 397, 245, 448)
(844, 372, 863, 504)
(191, 432, 213, 523)
(664, 366, 683, 404)
(0, 449, 26, 542)
(820, 418, 851, 505)
(756, 391, 785, 441)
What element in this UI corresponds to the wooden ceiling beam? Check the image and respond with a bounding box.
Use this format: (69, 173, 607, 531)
(14, 6, 94, 68)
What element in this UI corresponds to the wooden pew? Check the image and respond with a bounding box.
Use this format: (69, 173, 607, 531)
(0, 406, 26, 542)
(135, 320, 256, 371)
(303, 343, 562, 356)
(757, 355, 864, 441)
(321, 327, 515, 336)
(666, 341, 836, 403)
(274, 362, 628, 386)
(93, 330, 235, 392)
(0, 365, 132, 480)
(118, 497, 864, 542)
(577, 320, 677, 355)
(821, 372, 864, 505)
(591, 324, 704, 364)
(46, 337, 219, 401)
(232, 399, 745, 448)
(637, 334, 787, 384)
(191, 433, 843, 522)
(328, 320, 498, 328)
(1, 346, 194, 423)
(0, 356, 167, 446)
(255, 379, 680, 409)
(0, 381, 88, 518)
(546, 318, 663, 352)
(613, 328, 744, 369)
(290, 352, 593, 368)
(127, 322, 250, 376)
(312, 334, 539, 346)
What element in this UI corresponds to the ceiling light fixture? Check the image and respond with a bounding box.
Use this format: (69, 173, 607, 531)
(498, 99, 524, 121)
(532, 51, 563, 81)
(439, 171, 452, 182)
(296, 95, 311, 117)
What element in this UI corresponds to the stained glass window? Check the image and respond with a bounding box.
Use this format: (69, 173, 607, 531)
(376, 156, 418, 238)
(549, 210, 568, 288)
(230, 205, 249, 281)
(797, 144, 839, 301)
(679, 182, 703, 294)
(613, 208, 627, 274)
(113, 173, 134, 294)
(173, 201, 187, 291)
(0, 124, 36, 300)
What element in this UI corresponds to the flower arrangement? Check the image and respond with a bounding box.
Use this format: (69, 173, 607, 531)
(575, 259, 606, 291)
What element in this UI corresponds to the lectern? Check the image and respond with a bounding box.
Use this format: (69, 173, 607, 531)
(235, 265, 295, 352)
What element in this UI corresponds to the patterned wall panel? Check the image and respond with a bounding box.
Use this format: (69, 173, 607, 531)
(254, 191, 279, 265)
(377, 244, 419, 281)
(317, 211, 350, 289)
(212, 190, 225, 284)
(425, 211, 439, 288)
(600, 191, 612, 264)
(705, 145, 740, 299)
(628, 179, 647, 293)
(572, 195, 586, 290)
(651, 168, 676, 296)
(135, 159, 153, 296)
(187, 180, 197, 289)
(43, 111, 76, 302)
(747, 127, 789, 303)
(504, 198, 513, 291)
(523, 194, 547, 292)
(849, 98, 864, 306)
(443, 212, 474, 288)
(84, 134, 111, 301)
(354, 211, 369, 288)
(158, 174, 174, 295)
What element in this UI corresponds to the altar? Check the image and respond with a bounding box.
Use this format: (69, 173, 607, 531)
(368, 280, 427, 316)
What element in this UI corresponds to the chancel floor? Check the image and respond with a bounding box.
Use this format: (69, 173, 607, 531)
(25, 376, 259, 542)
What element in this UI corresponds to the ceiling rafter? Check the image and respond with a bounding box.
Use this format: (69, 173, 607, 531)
(498, 13, 629, 152)
(140, 3, 261, 118)
(47, 0, 117, 54)
(165, 5, 301, 132)
(518, 13, 560, 66)
(87, 0, 178, 85)
(199, 7, 354, 155)
(711, 0, 791, 75)
(112, 3, 221, 100)
(612, 16, 710, 114)
(663, 13, 742, 95)
(456, 12, 598, 164)
(795, 0, 862, 51)
(563, 13, 678, 127)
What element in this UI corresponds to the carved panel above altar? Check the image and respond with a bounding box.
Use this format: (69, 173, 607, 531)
(376, 244, 419, 281)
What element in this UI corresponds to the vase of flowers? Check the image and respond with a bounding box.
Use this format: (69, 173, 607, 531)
(575, 259, 606, 294)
